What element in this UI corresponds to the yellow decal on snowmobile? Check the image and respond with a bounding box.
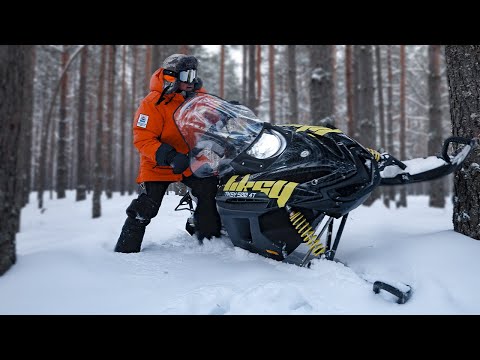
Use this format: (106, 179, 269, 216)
(223, 175, 298, 207)
(285, 124, 342, 136)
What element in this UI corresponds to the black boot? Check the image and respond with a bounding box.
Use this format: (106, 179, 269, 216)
(114, 218, 146, 253)
(194, 209, 222, 243)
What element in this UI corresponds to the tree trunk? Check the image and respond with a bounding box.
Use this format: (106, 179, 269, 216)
(0, 45, 34, 275)
(375, 45, 388, 207)
(385, 45, 396, 207)
(21, 47, 36, 208)
(56, 46, 69, 199)
(331, 46, 337, 120)
(345, 45, 354, 137)
(93, 46, 107, 218)
(87, 88, 94, 193)
(220, 45, 225, 98)
(269, 45, 276, 124)
(287, 45, 298, 122)
(105, 45, 116, 199)
(445, 45, 480, 240)
(397, 45, 407, 208)
(309, 45, 335, 125)
(353, 45, 375, 148)
(256, 45, 262, 111)
(120, 45, 127, 196)
(76, 45, 88, 201)
(375, 45, 386, 151)
(151, 45, 162, 74)
(145, 45, 151, 94)
(129, 46, 138, 195)
(242, 45, 247, 105)
(247, 45, 256, 113)
(353, 45, 377, 206)
(428, 45, 445, 208)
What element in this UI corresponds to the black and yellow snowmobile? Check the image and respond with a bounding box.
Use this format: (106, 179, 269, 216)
(174, 93, 477, 304)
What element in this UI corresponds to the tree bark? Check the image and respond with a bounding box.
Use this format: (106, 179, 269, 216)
(105, 45, 116, 199)
(0, 45, 34, 275)
(269, 45, 276, 124)
(375, 45, 386, 151)
(353, 45, 377, 206)
(242, 45, 247, 105)
(93, 46, 107, 218)
(120, 45, 127, 196)
(385, 45, 396, 207)
(287, 45, 298, 122)
(353, 45, 375, 148)
(309, 45, 335, 125)
(129, 46, 138, 195)
(21, 47, 36, 208)
(76, 46, 88, 201)
(151, 45, 162, 74)
(220, 45, 225, 98)
(345, 45, 354, 137)
(428, 45, 445, 208)
(256, 45, 262, 111)
(397, 45, 407, 208)
(445, 45, 480, 240)
(145, 45, 151, 94)
(247, 45, 256, 113)
(56, 46, 69, 199)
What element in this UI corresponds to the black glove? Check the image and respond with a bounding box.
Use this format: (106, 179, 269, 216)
(193, 77, 203, 91)
(156, 143, 190, 174)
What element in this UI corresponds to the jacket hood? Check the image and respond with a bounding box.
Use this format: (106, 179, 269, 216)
(150, 68, 166, 92)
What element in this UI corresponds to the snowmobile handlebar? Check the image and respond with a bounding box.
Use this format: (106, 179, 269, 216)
(441, 136, 477, 163)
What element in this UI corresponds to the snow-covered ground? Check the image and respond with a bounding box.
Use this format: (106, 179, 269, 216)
(1, 191, 479, 315)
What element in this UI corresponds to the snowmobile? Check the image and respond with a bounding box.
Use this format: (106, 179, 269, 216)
(173, 93, 477, 304)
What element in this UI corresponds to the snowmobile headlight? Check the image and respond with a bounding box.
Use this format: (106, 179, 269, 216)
(246, 129, 286, 159)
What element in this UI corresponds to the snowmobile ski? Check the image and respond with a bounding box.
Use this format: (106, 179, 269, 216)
(373, 281, 412, 304)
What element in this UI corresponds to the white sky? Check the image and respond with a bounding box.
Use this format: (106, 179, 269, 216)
(203, 45, 220, 53)
(1, 190, 479, 314)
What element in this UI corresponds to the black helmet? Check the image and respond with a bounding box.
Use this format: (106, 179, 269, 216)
(162, 54, 199, 94)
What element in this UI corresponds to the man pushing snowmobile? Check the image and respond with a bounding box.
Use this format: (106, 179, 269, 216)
(173, 93, 477, 304)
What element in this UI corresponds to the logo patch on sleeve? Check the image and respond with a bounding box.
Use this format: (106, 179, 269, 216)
(137, 114, 149, 128)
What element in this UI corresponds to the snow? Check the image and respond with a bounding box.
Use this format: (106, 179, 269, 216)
(1, 190, 480, 315)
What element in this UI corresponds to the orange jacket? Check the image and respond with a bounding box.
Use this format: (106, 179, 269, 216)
(133, 68, 204, 183)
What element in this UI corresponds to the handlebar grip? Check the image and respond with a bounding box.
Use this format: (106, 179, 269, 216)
(441, 136, 474, 163)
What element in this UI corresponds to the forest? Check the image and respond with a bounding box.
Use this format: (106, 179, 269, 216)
(1, 45, 479, 276)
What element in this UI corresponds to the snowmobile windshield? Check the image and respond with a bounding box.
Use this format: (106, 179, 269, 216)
(174, 94, 264, 177)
